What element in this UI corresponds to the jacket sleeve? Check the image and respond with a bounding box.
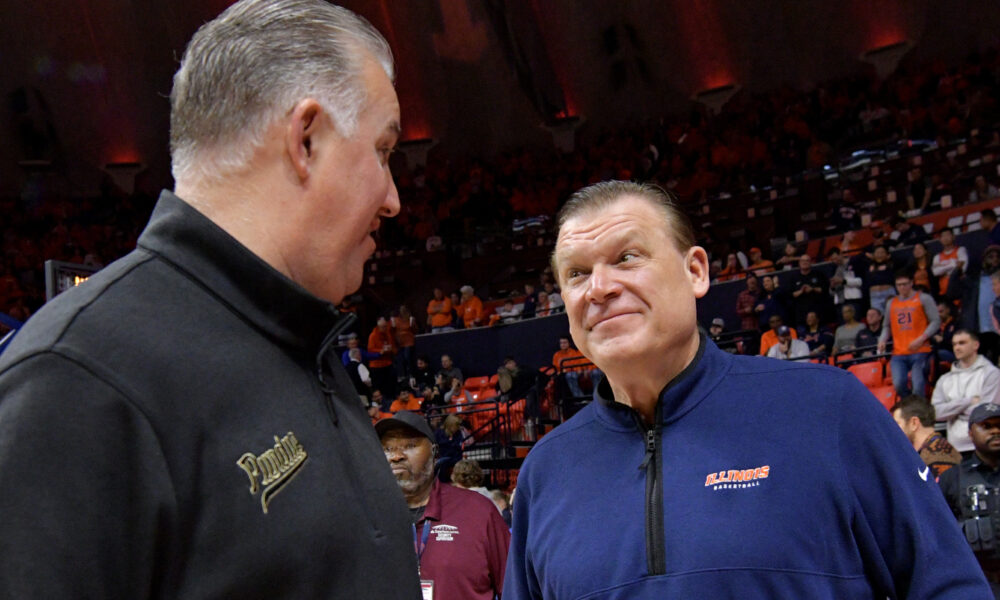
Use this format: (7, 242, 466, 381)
(503, 468, 543, 599)
(0, 353, 175, 598)
(982, 367, 1000, 405)
(838, 377, 991, 598)
(930, 376, 974, 420)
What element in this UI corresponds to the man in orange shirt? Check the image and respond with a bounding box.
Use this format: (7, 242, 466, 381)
(878, 271, 940, 398)
(552, 335, 601, 398)
(458, 285, 484, 328)
(389, 388, 422, 413)
(747, 247, 774, 275)
(426, 288, 454, 333)
(368, 316, 397, 398)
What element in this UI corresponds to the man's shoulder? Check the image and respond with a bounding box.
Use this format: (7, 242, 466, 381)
(437, 482, 499, 516)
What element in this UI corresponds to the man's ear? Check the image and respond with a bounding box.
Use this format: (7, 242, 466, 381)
(285, 98, 325, 182)
(687, 246, 711, 298)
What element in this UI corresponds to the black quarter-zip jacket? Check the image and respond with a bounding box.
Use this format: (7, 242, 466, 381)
(0, 191, 421, 598)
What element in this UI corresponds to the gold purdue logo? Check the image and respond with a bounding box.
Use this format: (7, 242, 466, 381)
(237, 432, 308, 514)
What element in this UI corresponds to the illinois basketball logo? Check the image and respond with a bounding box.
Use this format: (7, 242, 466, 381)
(704, 465, 769, 491)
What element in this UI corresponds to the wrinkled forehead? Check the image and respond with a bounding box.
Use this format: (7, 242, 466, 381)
(554, 196, 677, 267)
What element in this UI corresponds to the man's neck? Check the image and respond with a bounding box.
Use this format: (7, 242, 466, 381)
(977, 450, 1000, 471)
(912, 427, 935, 451)
(960, 354, 979, 369)
(405, 484, 433, 509)
(899, 291, 915, 301)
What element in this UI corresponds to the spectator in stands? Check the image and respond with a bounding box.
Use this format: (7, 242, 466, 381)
(766, 324, 810, 360)
(933, 302, 959, 363)
(434, 414, 465, 475)
(790, 254, 830, 326)
(520, 283, 538, 319)
(906, 242, 933, 294)
(369, 398, 392, 425)
(553, 335, 598, 398)
(427, 287, 454, 333)
(716, 253, 743, 281)
(708, 317, 725, 340)
(906, 167, 931, 213)
(833, 304, 865, 356)
(983, 210, 1000, 246)
(508, 179, 987, 599)
(759, 314, 798, 355)
(932, 329, 1000, 456)
(543, 281, 565, 312)
(410, 355, 436, 395)
(888, 215, 929, 250)
(832, 188, 861, 233)
(878, 271, 940, 398)
(451, 459, 491, 499)
(855, 307, 884, 355)
(495, 295, 522, 324)
(448, 291, 464, 328)
(340, 332, 380, 366)
(735, 273, 760, 331)
(346, 347, 373, 401)
(828, 247, 863, 312)
(393, 305, 418, 379)
(536, 291, 552, 317)
(968, 175, 1000, 204)
(438, 354, 464, 390)
(774, 241, 801, 270)
(891, 395, 961, 479)
(866, 244, 896, 312)
(377, 412, 509, 600)
(371, 390, 387, 414)
(0, 1, 422, 595)
(747, 246, 774, 274)
(931, 228, 967, 298)
(458, 285, 484, 328)
(754, 275, 784, 330)
(390, 388, 422, 413)
(368, 316, 398, 399)
(497, 355, 542, 427)
(491, 489, 512, 529)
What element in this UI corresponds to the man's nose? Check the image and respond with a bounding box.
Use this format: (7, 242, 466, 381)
(381, 177, 401, 218)
(586, 264, 622, 303)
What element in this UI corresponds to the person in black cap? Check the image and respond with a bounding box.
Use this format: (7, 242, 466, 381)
(938, 402, 1000, 588)
(765, 325, 810, 360)
(376, 411, 509, 600)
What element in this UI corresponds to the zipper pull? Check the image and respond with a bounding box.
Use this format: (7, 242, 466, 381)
(639, 428, 657, 470)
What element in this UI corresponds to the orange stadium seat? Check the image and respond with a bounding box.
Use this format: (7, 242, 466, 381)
(847, 361, 884, 388)
(868, 385, 898, 411)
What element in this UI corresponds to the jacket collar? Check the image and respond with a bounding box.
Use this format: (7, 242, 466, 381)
(593, 332, 731, 431)
(136, 190, 344, 353)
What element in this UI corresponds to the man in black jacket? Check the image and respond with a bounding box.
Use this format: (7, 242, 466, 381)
(0, 1, 420, 597)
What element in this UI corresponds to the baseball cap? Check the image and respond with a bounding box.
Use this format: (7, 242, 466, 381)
(375, 410, 435, 441)
(983, 244, 1000, 257)
(969, 403, 1000, 426)
(777, 325, 791, 336)
(711, 317, 725, 327)
(750, 247, 762, 254)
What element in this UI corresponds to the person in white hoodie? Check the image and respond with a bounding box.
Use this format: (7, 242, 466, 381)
(932, 329, 1000, 453)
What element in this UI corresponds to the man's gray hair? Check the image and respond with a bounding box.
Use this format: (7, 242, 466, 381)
(170, 0, 394, 184)
(552, 181, 696, 276)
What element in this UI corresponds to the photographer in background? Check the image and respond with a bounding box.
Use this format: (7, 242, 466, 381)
(939, 403, 1000, 591)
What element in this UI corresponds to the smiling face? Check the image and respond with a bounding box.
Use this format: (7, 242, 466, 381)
(554, 195, 709, 376)
(295, 57, 401, 304)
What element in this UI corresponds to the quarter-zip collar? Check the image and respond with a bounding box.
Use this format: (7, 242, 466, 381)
(593, 331, 728, 430)
(137, 190, 344, 353)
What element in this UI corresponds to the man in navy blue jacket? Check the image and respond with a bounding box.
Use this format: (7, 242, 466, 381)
(503, 180, 990, 599)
